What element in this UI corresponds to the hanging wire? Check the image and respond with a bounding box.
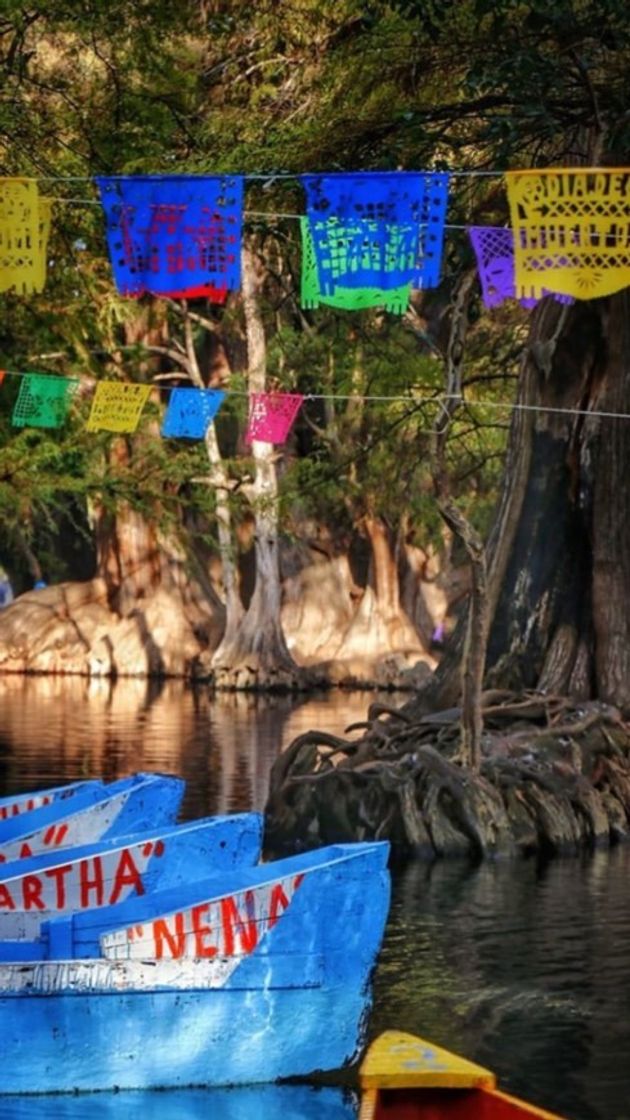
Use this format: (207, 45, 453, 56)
(38, 168, 505, 184)
(1, 369, 630, 423)
(46, 197, 474, 229)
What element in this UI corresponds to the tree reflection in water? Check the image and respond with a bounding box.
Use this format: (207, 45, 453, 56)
(0, 676, 383, 819)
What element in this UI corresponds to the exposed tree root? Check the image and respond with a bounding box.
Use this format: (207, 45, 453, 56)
(264, 690, 630, 859)
(210, 654, 326, 693)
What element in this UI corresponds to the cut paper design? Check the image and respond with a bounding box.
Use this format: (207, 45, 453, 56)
(300, 218, 411, 314)
(245, 392, 304, 445)
(301, 172, 449, 293)
(96, 175, 243, 299)
(469, 226, 574, 309)
(0, 180, 50, 295)
(506, 168, 630, 300)
(161, 387, 225, 439)
(11, 374, 78, 429)
(86, 381, 152, 433)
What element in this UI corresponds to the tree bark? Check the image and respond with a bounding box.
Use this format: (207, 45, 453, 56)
(365, 515, 400, 622)
(438, 498, 488, 770)
(423, 291, 630, 712)
(212, 245, 302, 688)
(178, 304, 244, 654)
(591, 292, 630, 705)
(484, 299, 600, 694)
(363, 514, 425, 651)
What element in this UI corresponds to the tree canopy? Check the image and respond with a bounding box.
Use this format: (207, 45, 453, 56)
(1, 1, 629, 702)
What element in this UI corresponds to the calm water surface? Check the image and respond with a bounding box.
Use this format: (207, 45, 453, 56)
(0, 676, 629, 1120)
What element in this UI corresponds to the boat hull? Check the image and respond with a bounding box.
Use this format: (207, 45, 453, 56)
(0, 773, 185, 861)
(0, 811, 263, 941)
(0, 781, 102, 822)
(0, 966, 371, 1092)
(0, 842, 390, 1093)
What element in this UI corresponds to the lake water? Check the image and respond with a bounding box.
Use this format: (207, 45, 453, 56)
(0, 676, 628, 1120)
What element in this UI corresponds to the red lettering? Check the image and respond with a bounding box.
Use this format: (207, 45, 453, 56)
(191, 904, 218, 958)
(221, 890, 258, 956)
(22, 874, 45, 911)
(19, 843, 33, 859)
(52, 824, 68, 848)
(0, 882, 16, 910)
(42, 824, 69, 849)
(268, 883, 290, 930)
(79, 856, 104, 908)
(269, 875, 303, 930)
(154, 913, 185, 960)
(0, 807, 6, 821)
(44, 863, 73, 909)
(109, 850, 145, 906)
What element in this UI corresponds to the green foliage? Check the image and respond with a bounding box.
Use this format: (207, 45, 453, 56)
(1, 0, 629, 584)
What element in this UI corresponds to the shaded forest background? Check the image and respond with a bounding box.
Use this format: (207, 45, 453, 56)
(1, 0, 629, 710)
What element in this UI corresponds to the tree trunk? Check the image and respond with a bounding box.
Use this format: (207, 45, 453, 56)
(438, 499, 488, 770)
(591, 294, 630, 705)
(0, 303, 225, 680)
(325, 516, 428, 680)
(424, 291, 630, 711)
(87, 434, 223, 677)
(178, 303, 244, 657)
(204, 420, 244, 650)
(365, 515, 400, 623)
(363, 515, 425, 652)
(212, 246, 303, 689)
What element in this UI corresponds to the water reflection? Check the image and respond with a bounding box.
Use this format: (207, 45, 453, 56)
(369, 851, 630, 1120)
(0, 675, 384, 819)
(0, 1085, 358, 1120)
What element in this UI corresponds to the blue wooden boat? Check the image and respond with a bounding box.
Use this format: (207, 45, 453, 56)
(0, 840, 390, 1093)
(0, 772, 185, 862)
(0, 811, 263, 939)
(0, 779, 103, 822)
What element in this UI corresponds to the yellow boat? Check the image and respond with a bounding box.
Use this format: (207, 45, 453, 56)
(359, 1031, 566, 1120)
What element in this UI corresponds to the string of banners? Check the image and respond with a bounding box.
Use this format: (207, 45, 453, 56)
(4, 371, 630, 433)
(2, 168, 630, 308)
(0, 371, 305, 444)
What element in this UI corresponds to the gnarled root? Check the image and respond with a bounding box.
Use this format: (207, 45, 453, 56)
(264, 693, 630, 859)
